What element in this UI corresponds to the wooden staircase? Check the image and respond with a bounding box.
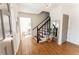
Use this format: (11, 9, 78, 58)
(33, 16, 51, 43)
(33, 16, 58, 43)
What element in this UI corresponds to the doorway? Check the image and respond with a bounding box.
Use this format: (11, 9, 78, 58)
(19, 17, 32, 38)
(62, 14, 69, 43)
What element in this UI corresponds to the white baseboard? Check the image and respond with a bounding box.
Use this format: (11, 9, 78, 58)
(67, 40, 79, 45)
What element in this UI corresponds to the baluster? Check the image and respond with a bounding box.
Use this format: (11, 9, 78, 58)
(49, 19, 50, 34)
(42, 26, 43, 38)
(37, 26, 39, 43)
(47, 21, 48, 36)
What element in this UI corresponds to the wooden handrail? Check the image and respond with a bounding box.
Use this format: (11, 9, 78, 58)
(38, 19, 50, 30)
(33, 16, 49, 30)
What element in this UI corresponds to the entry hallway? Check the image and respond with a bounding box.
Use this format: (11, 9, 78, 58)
(17, 36, 79, 55)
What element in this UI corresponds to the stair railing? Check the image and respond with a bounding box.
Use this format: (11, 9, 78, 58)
(33, 16, 50, 43)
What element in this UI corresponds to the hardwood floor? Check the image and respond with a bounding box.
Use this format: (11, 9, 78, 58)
(16, 36, 79, 55)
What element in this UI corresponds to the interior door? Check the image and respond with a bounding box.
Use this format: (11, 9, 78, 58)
(62, 14, 69, 43)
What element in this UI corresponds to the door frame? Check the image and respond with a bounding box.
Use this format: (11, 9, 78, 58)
(61, 14, 69, 43)
(19, 16, 32, 38)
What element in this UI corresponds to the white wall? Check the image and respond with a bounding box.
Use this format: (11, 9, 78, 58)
(60, 4, 79, 45)
(18, 12, 49, 36)
(66, 4, 79, 45)
(50, 6, 62, 44)
(50, 4, 79, 45)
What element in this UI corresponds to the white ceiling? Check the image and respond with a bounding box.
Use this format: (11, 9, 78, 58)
(0, 3, 76, 14)
(0, 3, 54, 14)
(16, 3, 51, 14)
(16, 3, 71, 14)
